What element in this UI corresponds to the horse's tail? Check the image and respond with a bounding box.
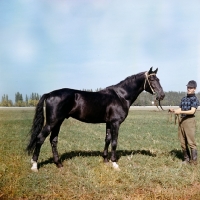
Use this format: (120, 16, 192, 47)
(26, 93, 49, 155)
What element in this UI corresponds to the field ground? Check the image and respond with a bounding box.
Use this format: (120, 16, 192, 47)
(0, 108, 200, 199)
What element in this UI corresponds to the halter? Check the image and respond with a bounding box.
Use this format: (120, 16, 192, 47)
(144, 72, 156, 94)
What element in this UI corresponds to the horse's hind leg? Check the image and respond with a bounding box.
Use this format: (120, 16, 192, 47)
(103, 123, 111, 163)
(31, 125, 51, 172)
(50, 120, 64, 168)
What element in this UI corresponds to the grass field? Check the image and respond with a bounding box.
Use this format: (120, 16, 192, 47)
(0, 108, 200, 199)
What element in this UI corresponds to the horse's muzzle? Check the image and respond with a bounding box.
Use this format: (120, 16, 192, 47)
(156, 93, 165, 101)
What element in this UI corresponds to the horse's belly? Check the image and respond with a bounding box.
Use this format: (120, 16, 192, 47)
(70, 107, 106, 123)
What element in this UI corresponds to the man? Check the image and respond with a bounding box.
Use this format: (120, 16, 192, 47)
(169, 80, 199, 165)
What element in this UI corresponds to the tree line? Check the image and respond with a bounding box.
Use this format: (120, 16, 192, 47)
(0, 92, 41, 107)
(1, 90, 200, 107)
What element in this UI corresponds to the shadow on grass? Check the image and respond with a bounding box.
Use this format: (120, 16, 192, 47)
(38, 149, 156, 169)
(169, 149, 183, 160)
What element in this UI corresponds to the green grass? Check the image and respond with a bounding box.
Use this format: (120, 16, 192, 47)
(0, 109, 200, 199)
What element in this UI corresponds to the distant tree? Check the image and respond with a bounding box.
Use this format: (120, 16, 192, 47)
(0, 94, 13, 107)
(30, 93, 40, 101)
(28, 99, 38, 106)
(28, 92, 41, 106)
(15, 92, 25, 107)
(15, 92, 22, 101)
(25, 95, 29, 106)
(82, 89, 93, 92)
(30, 93, 35, 100)
(95, 88, 103, 91)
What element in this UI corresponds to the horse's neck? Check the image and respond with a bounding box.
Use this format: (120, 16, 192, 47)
(115, 74, 145, 106)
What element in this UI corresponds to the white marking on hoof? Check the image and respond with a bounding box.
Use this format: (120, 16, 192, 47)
(31, 159, 38, 172)
(112, 162, 120, 170)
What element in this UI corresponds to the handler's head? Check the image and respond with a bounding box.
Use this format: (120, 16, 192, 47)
(186, 80, 197, 94)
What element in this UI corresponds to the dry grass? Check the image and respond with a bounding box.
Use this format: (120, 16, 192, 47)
(0, 109, 200, 199)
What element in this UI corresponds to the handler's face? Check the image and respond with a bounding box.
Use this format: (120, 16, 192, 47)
(187, 87, 196, 94)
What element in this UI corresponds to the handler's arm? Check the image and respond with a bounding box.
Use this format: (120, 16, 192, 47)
(174, 107, 196, 115)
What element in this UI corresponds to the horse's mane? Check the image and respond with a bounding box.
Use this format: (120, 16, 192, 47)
(106, 71, 145, 90)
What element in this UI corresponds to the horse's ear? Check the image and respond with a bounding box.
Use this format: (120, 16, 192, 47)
(154, 68, 158, 74)
(148, 67, 153, 74)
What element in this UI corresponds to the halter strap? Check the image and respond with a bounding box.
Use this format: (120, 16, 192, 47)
(144, 72, 156, 94)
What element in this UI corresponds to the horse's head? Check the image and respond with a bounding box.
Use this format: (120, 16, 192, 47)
(144, 67, 165, 101)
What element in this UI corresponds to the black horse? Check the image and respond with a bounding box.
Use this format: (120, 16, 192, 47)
(27, 67, 165, 171)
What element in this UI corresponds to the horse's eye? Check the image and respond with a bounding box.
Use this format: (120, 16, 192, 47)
(149, 77, 154, 81)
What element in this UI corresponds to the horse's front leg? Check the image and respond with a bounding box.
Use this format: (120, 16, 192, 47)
(31, 125, 50, 172)
(110, 122, 120, 169)
(103, 123, 111, 163)
(50, 122, 63, 168)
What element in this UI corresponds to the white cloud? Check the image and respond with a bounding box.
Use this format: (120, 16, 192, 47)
(11, 36, 38, 64)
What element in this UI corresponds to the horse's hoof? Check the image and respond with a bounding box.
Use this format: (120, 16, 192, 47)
(31, 167, 38, 172)
(31, 159, 38, 172)
(56, 163, 63, 168)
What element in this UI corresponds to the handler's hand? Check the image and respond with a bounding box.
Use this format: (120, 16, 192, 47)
(174, 110, 181, 115)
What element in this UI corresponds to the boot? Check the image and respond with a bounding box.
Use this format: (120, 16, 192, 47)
(190, 149, 197, 165)
(182, 149, 190, 165)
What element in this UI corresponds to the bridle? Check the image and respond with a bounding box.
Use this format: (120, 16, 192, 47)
(144, 71, 164, 110)
(144, 72, 156, 94)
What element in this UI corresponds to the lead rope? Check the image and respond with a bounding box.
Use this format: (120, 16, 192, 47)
(169, 112, 183, 132)
(154, 100, 160, 110)
(168, 109, 173, 122)
(167, 111, 180, 124)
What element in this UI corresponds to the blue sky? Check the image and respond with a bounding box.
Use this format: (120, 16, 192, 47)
(0, 0, 200, 101)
